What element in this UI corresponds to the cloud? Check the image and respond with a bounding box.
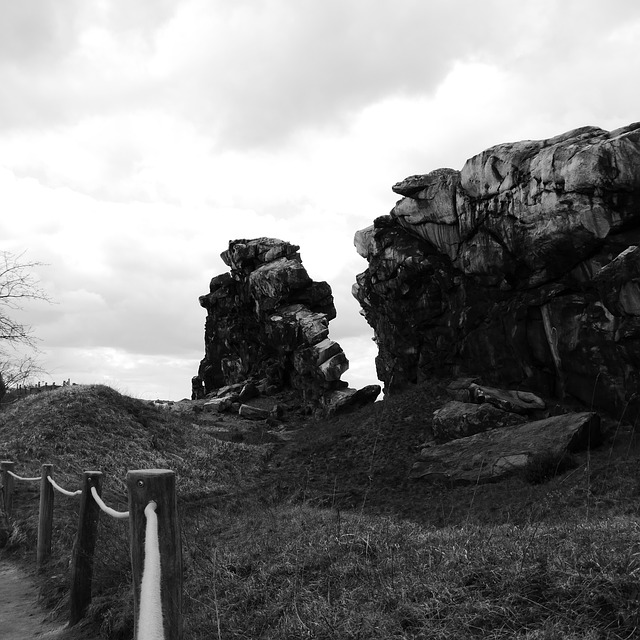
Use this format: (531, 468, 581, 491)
(43, 346, 197, 400)
(155, 0, 505, 149)
(3, 1, 640, 156)
(2, 1, 640, 402)
(150, 0, 640, 150)
(0, 0, 170, 132)
(0, 0, 81, 64)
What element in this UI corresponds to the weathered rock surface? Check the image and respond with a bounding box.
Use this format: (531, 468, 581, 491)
(203, 397, 230, 412)
(432, 400, 525, 443)
(198, 238, 379, 413)
(468, 384, 546, 415)
(191, 375, 205, 400)
(238, 404, 271, 420)
(353, 123, 640, 421)
(320, 384, 382, 415)
(238, 382, 259, 402)
(412, 412, 601, 484)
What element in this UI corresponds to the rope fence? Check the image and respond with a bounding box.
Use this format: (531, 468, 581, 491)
(90, 485, 130, 519)
(0, 461, 183, 639)
(138, 501, 164, 640)
(47, 475, 83, 497)
(6, 469, 42, 482)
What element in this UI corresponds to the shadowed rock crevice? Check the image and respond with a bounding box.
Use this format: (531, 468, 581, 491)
(354, 123, 640, 421)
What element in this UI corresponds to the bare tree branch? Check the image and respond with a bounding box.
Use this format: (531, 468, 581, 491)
(0, 251, 52, 398)
(0, 250, 50, 301)
(0, 352, 46, 387)
(0, 250, 51, 347)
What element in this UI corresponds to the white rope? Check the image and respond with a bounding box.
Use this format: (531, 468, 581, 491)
(90, 485, 130, 519)
(6, 470, 41, 482)
(137, 501, 164, 640)
(47, 475, 82, 497)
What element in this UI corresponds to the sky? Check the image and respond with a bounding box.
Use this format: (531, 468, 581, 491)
(1, 0, 640, 400)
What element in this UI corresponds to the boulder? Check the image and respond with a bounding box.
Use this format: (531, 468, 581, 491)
(354, 123, 640, 421)
(321, 384, 382, 415)
(215, 383, 244, 398)
(411, 412, 601, 484)
(238, 382, 259, 402)
(444, 377, 480, 402)
(432, 400, 525, 442)
(197, 238, 351, 412)
(239, 404, 271, 420)
(203, 398, 225, 411)
(204, 396, 237, 413)
(351, 384, 383, 407)
(468, 384, 546, 415)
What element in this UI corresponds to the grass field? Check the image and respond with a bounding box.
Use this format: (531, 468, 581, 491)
(1, 383, 640, 639)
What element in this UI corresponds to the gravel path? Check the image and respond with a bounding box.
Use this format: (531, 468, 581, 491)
(0, 560, 99, 640)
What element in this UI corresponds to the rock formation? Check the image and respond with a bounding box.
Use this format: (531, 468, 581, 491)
(414, 377, 602, 483)
(432, 400, 524, 442)
(198, 238, 379, 414)
(412, 411, 601, 484)
(353, 123, 640, 421)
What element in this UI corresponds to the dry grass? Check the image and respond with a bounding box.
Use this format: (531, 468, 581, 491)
(180, 504, 640, 639)
(2, 384, 640, 639)
(0, 385, 273, 638)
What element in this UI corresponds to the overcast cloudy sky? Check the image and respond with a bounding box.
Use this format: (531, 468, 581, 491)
(2, 0, 640, 400)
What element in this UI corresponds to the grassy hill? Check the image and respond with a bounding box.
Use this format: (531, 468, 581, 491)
(1, 383, 640, 639)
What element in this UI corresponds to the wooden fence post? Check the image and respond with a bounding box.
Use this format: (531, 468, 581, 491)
(37, 464, 54, 569)
(127, 469, 183, 640)
(69, 471, 103, 626)
(1, 461, 15, 516)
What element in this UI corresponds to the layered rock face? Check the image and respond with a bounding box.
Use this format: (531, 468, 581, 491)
(353, 123, 640, 420)
(197, 238, 351, 409)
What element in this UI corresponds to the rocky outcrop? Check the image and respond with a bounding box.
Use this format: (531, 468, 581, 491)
(412, 412, 601, 484)
(198, 238, 378, 413)
(432, 401, 526, 443)
(353, 123, 640, 421)
(466, 384, 546, 415)
(433, 379, 547, 442)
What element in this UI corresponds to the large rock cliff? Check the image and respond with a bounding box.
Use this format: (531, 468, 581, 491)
(353, 123, 640, 420)
(198, 238, 376, 413)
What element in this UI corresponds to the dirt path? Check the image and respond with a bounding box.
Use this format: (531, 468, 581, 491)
(0, 560, 99, 640)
